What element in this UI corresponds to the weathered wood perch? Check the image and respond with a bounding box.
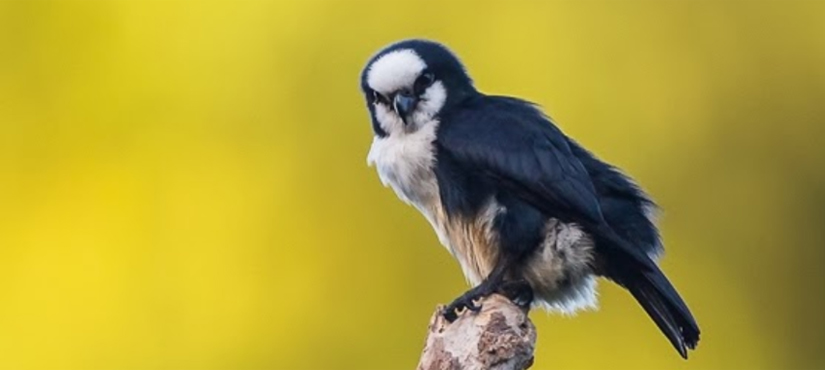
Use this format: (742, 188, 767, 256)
(417, 294, 537, 370)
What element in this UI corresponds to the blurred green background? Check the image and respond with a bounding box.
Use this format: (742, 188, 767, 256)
(1, 0, 824, 369)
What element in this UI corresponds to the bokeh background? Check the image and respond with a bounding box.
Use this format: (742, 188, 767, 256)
(1, 0, 824, 369)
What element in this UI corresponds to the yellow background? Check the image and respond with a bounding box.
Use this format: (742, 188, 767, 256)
(1, 1, 824, 369)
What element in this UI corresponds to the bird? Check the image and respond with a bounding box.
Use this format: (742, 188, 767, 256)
(360, 39, 700, 358)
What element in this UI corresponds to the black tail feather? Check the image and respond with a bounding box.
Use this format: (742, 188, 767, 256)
(618, 265, 700, 358)
(642, 264, 701, 348)
(593, 223, 701, 358)
(627, 272, 699, 358)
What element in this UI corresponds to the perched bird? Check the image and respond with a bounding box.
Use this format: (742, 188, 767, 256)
(360, 39, 700, 358)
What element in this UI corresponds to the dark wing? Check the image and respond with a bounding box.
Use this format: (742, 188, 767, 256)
(437, 96, 604, 226)
(437, 96, 699, 357)
(568, 139, 662, 257)
(437, 96, 654, 267)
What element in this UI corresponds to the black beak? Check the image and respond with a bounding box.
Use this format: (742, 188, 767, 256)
(393, 92, 418, 125)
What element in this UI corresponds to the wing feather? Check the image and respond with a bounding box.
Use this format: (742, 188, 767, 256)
(438, 97, 603, 225)
(437, 96, 657, 270)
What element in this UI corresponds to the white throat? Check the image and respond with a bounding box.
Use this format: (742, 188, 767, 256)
(367, 120, 440, 208)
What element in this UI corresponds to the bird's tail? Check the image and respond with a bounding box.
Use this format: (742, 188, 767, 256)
(591, 223, 700, 359)
(619, 263, 700, 359)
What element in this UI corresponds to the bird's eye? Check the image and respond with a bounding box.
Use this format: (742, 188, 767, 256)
(414, 71, 435, 94)
(371, 90, 389, 105)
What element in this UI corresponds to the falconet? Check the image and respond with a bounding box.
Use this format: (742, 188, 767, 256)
(361, 39, 699, 358)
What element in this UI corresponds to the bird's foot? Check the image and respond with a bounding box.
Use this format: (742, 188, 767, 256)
(442, 280, 535, 322)
(498, 279, 534, 309)
(443, 284, 494, 322)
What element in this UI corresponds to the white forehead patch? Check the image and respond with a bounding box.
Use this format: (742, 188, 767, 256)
(367, 49, 426, 94)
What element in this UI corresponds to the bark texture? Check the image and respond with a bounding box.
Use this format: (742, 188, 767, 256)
(417, 294, 537, 370)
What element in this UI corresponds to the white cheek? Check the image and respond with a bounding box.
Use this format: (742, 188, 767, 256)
(412, 81, 447, 124)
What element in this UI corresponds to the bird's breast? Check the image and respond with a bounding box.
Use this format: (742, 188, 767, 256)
(367, 124, 499, 284)
(367, 123, 440, 208)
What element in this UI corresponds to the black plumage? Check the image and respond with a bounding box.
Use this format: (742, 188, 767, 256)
(362, 39, 700, 359)
(435, 95, 699, 356)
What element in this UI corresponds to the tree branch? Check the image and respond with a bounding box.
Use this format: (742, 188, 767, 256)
(417, 294, 537, 370)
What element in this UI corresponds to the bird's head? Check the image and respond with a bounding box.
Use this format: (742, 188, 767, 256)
(360, 39, 475, 137)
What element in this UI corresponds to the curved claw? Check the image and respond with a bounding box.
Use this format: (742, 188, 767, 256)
(443, 294, 486, 322)
(443, 309, 458, 323)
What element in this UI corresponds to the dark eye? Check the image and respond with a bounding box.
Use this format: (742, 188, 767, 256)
(414, 71, 435, 94)
(371, 90, 389, 105)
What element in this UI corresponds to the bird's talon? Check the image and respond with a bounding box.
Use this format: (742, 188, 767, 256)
(443, 310, 458, 323)
(498, 280, 534, 309)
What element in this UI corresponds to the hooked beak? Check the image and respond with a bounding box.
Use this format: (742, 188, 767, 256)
(393, 92, 418, 125)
